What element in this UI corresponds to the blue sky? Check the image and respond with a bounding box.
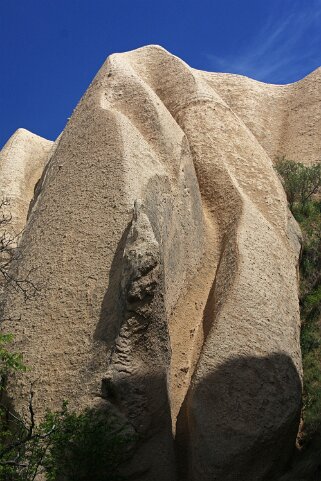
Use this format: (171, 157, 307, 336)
(1, 0, 321, 149)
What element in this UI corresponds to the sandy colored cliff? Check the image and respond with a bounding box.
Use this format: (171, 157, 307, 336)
(2, 45, 319, 480)
(200, 66, 321, 164)
(0, 129, 53, 239)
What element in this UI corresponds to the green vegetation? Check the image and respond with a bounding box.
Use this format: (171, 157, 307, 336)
(42, 403, 135, 481)
(276, 158, 321, 480)
(276, 156, 321, 211)
(0, 333, 26, 385)
(0, 397, 134, 481)
(276, 157, 321, 436)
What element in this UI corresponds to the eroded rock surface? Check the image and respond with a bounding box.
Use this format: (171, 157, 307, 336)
(0, 45, 311, 480)
(0, 128, 53, 239)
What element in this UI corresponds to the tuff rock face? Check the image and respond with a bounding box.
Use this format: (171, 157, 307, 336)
(0, 129, 53, 239)
(2, 45, 320, 480)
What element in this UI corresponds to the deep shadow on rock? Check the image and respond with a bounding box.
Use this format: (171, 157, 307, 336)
(101, 371, 175, 481)
(94, 221, 131, 348)
(176, 353, 302, 481)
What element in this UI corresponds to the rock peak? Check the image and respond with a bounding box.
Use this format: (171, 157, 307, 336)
(1, 46, 316, 480)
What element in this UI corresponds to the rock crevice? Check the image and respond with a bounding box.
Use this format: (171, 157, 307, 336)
(0, 45, 310, 480)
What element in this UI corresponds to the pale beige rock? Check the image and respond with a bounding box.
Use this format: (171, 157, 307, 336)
(200, 67, 321, 164)
(1, 46, 311, 480)
(0, 128, 53, 238)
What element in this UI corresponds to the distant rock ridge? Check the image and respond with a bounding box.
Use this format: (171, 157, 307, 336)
(0, 129, 53, 239)
(200, 65, 321, 164)
(1, 45, 319, 480)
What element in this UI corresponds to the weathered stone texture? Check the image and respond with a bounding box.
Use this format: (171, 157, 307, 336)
(1, 45, 314, 480)
(0, 128, 53, 237)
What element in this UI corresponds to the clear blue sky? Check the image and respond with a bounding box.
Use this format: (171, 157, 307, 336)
(1, 0, 321, 149)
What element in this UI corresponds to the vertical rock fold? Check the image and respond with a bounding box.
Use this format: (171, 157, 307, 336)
(1, 45, 313, 480)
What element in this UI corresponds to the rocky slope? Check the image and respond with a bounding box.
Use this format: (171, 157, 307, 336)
(1, 45, 320, 480)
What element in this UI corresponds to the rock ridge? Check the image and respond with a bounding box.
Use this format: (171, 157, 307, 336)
(0, 45, 313, 480)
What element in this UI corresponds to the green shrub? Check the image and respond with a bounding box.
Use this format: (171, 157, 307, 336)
(275, 157, 321, 479)
(0, 333, 26, 387)
(276, 158, 321, 432)
(275, 157, 321, 212)
(42, 402, 136, 481)
(0, 399, 136, 481)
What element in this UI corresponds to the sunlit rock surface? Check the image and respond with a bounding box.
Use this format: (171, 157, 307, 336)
(2, 45, 316, 480)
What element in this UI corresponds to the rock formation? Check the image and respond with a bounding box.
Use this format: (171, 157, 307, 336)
(0, 128, 53, 239)
(2, 45, 320, 480)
